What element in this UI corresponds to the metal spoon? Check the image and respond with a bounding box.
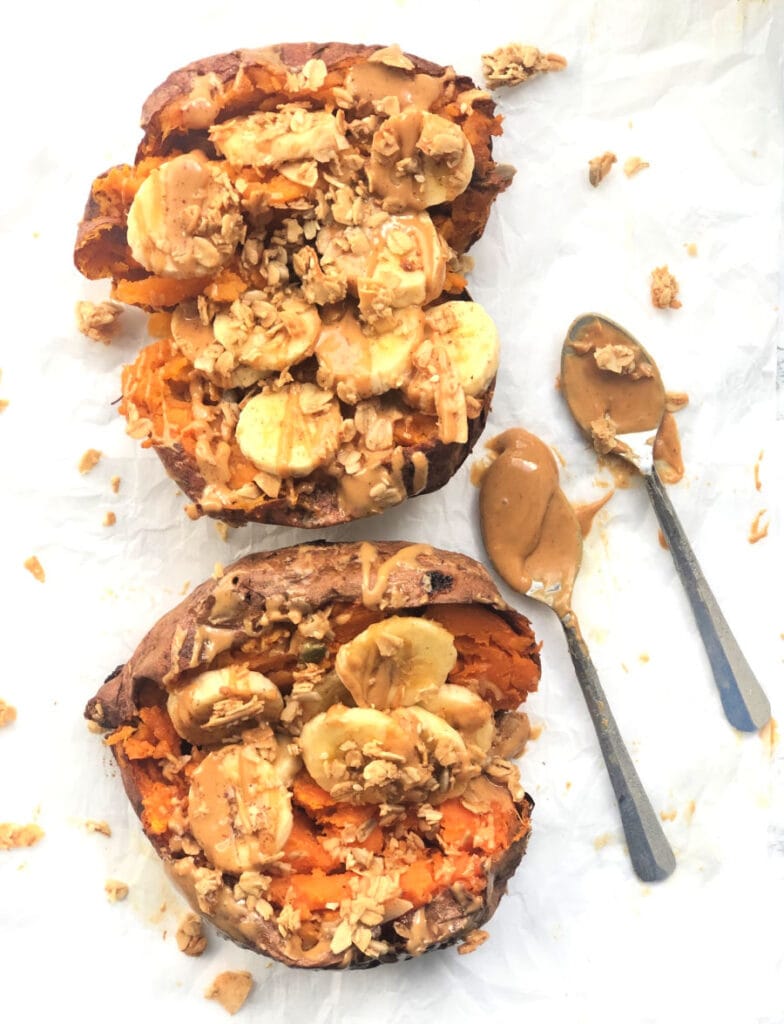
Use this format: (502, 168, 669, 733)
(561, 313, 770, 733)
(480, 431, 676, 882)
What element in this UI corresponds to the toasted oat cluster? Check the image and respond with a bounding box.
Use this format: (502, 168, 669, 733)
(74, 43, 515, 527)
(87, 542, 540, 967)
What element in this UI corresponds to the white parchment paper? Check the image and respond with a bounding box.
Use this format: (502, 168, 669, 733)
(1, 2, 782, 1022)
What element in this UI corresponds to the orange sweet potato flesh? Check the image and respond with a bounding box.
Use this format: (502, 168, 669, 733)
(424, 604, 541, 711)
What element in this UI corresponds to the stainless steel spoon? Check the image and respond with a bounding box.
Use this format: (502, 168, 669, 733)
(522, 503, 676, 883)
(562, 312, 770, 733)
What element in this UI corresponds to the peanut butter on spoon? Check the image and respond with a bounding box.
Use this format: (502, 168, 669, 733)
(478, 427, 675, 883)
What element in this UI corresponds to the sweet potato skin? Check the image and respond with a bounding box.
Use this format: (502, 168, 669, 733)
(86, 542, 538, 969)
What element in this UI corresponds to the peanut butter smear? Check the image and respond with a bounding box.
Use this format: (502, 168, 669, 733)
(561, 317, 665, 446)
(479, 429, 582, 617)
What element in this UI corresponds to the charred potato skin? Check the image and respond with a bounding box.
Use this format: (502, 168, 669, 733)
(86, 542, 537, 968)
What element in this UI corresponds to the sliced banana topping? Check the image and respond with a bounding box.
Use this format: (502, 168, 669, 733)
(167, 665, 284, 746)
(210, 106, 349, 176)
(335, 615, 457, 709)
(188, 744, 293, 873)
(419, 684, 494, 754)
(315, 306, 424, 404)
(212, 290, 321, 373)
(367, 110, 475, 212)
(127, 152, 245, 279)
(269, 734, 303, 787)
(299, 705, 417, 803)
(403, 339, 468, 445)
(425, 301, 500, 397)
(236, 382, 343, 478)
(393, 706, 474, 802)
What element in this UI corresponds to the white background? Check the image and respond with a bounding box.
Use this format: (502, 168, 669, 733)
(0, 2, 782, 1022)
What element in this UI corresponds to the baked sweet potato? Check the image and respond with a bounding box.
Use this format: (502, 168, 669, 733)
(74, 43, 515, 527)
(86, 541, 540, 968)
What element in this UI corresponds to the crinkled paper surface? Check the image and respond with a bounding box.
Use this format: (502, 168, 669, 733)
(1, 2, 782, 1022)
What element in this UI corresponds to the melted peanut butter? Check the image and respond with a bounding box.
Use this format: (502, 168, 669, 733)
(346, 56, 450, 110)
(652, 411, 685, 483)
(338, 449, 407, 519)
(562, 318, 665, 439)
(479, 429, 582, 616)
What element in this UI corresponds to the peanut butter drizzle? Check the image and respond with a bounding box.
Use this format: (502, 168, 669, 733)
(411, 450, 429, 494)
(359, 541, 433, 608)
(404, 907, 433, 956)
(478, 429, 582, 617)
(573, 489, 614, 538)
(653, 411, 684, 483)
(346, 53, 451, 110)
(562, 318, 665, 438)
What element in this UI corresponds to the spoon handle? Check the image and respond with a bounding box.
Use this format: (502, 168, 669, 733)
(643, 466, 770, 732)
(561, 618, 676, 883)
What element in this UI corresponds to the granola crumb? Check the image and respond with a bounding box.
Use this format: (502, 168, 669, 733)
(214, 521, 230, 541)
(754, 450, 763, 492)
(685, 242, 698, 257)
(87, 719, 106, 734)
(0, 398, 8, 413)
(590, 414, 618, 455)
(176, 912, 208, 956)
(0, 823, 44, 850)
(76, 300, 122, 344)
(110, 475, 121, 494)
(623, 156, 649, 177)
(593, 832, 614, 850)
(105, 879, 129, 902)
(103, 511, 117, 528)
(24, 556, 45, 583)
(0, 700, 17, 728)
(205, 971, 253, 1015)
(481, 44, 567, 89)
(78, 448, 103, 474)
(650, 265, 682, 309)
(588, 151, 617, 187)
(457, 928, 490, 955)
(85, 819, 112, 837)
(748, 509, 769, 545)
(660, 808, 677, 822)
(665, 391, 689, 413)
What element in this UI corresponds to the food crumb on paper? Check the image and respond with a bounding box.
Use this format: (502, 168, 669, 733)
(205, 971, 254, 1015)
(0, 398, 8, 413)
(481, 44, 567, 89)
(651, 265, 682, 309)
(748, 510, 769, 544)
(0, 823, 44, 850)
(665, 391, 689, 413)
(457, 928, 490, 955)
(76, 300, 122, 344)
(78, 448, 102, 474)
(685, 242, 698, 256)
(85, 819, 112, 837)
(105, 879, 129, 902)
(659, 809, 677, 822)
(177, 912, 207, 956)
(23, 556, 45, 583)
(110, 475, 121, 494)
(0, 700, 17, 728)
(214, 521, 230, 541)
(593, 832, 614, 850)
(754, 450, 763, 491)
(103, 511, 117, 527)
(588, 151, 617, 187)
(623, 156, 649, 177)
(759, 718, 778, 757)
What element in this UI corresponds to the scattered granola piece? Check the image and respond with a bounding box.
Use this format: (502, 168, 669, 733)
(110, 475, 122, 494)
(623, 156, 649, 177)
(650, 266, 682, 309)
(85, 819, 112, 836)
(105, 879, 129, 902)
(0, 399, 8, 413)
(0, 700, 17, 728)
(87, 719, 106, 734)
(754, 450, 763, 491)
(205, 971, 253, 1015)
(481, 44, 567, 89)
(214, 521, 229, 542)
(177, 912, 208, 956)
(590, 414, 618, 455)
(593, 832, 614, 850)
(23, 556, 45, 583)
(748, 510, 769, 545)
(659, 808, 677, 822)
(685, 242, 698, 257)
(588, 151, 617, 187)
(0, 823, 44, 850)
(76, 300, 122, 344)
(457, 928, 490, 955)
(78, 448, 103, 474)
(103, 511, 117, 527)
(665, 391, 689, 413)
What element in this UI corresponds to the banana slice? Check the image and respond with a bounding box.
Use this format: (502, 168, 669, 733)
(425, 301, 500, 397)
(212, 290, 321, 374)
(236, 382, 343, 478)
(402, 339, 468, 445)
(358, 214, 447, 321)
(419, 684, 494, 754)
(367, 111, 474, 212)
(393, 706, 474, 801)
(210, 107, 349, 170)
(270, 734, 303, 787)
(127, 152, 245, 279)
(300, 705, 418, 803)
(335, 615, 457, 709)
(315, 306, 424, 404)
(167, 665, 284, 746)
(188, 744, 293, 873)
